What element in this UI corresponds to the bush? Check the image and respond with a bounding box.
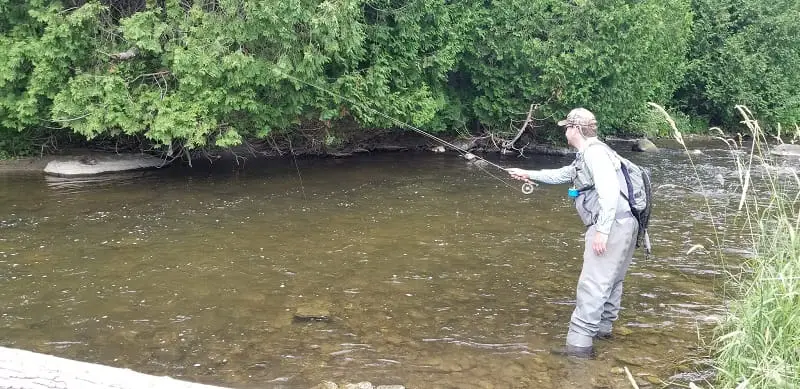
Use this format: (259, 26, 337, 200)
(630, 107, 708, 138)
(0, 128, 35, 158)
(457, 0, 693, 136)
(676, 0, 800, 131)
(1, 0, 698, 155)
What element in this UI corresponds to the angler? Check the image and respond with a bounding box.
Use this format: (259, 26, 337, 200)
(507, 108, 647, 359)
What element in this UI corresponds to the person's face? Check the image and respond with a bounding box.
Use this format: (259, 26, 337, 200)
(565, 124, 581, 147)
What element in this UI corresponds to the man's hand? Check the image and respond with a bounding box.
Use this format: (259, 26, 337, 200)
(592, 232, 608, 256)
(506, 168, 530, 181)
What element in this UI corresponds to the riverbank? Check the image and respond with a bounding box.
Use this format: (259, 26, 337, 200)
(649, 104, 800, 389)
(0, 132, 715, 176)
(0, 156, 52, 173)
(702, 112, 799, 389)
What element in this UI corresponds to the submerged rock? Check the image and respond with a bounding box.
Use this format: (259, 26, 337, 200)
(310, 382, 339, 389)
(667, 369, 716, 384)
(311, 382, 404, 389)
(616, 326, 633, 336)
(43, 153, 167, 177)
(344, 383, 374, 389)
(614, 354, 644, 367)
(292, 300, 332, 322)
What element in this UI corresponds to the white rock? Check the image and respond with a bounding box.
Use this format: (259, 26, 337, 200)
(310, 382, 338, 389)
(344, 382, 373, 389)
(632, 138, 658, 152)
(43, 154, 167, 177)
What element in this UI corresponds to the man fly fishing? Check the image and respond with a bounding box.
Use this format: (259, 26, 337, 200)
(506, 108, 641, 359)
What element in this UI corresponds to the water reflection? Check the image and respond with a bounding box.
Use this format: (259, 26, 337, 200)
(43, 171, 151, 193)
(0, 142, 762, 388)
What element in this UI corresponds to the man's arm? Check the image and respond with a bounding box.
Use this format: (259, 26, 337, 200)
(507, 165, 574, 185)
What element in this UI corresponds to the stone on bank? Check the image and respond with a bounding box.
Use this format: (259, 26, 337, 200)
(43, 153, 167, 177)
(631, 138, 658, 152)
(311, 382, 405, 389)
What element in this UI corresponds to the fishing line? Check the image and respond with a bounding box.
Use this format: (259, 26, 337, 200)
(287, 137, 307, 200)
(274, 69, 537, 194)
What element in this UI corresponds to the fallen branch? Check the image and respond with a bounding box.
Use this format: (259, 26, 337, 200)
(624, 366, 640, 389)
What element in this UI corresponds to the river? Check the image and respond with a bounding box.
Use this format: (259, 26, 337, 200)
(0, 140, 752, 389)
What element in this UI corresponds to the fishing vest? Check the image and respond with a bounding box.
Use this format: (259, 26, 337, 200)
(571, 141, 632, 227)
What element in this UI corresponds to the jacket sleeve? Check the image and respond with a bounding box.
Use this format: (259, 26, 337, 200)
(584, 147, 619, 234)
(527, 165, 574, 185)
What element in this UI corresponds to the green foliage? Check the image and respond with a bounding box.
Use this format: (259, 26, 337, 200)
(324, 0, 469, 131)
(631, 107, 709, 138)
(677, 0, 800, 131)
(458, 0, 693, 136)
(4, 0, 369, 153)
(0, 1, 104, 132)
(709, 110, 800, 389)
(658, 105, 800, 389)
(0, 128, 36, 158)
(119, 10, 168, 54)
(0, 0, 796, 157)
(715, 224, 800, 389)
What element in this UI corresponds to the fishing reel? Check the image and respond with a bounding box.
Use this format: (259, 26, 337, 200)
(521, 179, 538, 195)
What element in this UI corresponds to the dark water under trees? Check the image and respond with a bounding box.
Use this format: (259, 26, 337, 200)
(0, 141, 751, 388)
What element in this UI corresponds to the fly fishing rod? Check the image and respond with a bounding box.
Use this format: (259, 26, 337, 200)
(274, 69, 538, 194)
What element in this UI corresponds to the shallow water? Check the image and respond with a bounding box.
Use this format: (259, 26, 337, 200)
(0, 142, 760, 388)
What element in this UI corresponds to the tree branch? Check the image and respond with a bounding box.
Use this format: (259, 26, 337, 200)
(109, 47, 139, 61)
(503, 103, 538, 150)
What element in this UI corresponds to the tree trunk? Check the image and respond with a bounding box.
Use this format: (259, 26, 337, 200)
(0, 346, 235, 389)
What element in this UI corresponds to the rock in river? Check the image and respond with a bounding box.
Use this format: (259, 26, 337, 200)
(292, 300, 332, 322)
(632, 138, 658, 152)
(43, 153, 167, 177)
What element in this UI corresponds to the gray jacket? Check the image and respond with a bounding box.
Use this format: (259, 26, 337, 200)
(527, 139, 630, 234)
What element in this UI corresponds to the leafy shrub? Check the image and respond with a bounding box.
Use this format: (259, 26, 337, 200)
(677, 0, 800, 132)
(457, 0, 693, 136)
(631, 107, 709, 138)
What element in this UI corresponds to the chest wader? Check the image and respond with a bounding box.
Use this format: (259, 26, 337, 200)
(563, 147, 639, 350)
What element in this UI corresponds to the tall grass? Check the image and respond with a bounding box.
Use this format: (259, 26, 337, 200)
(649, 103, 800, 389)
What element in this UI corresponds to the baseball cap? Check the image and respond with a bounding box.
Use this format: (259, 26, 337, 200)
(557, 108, 596, 127)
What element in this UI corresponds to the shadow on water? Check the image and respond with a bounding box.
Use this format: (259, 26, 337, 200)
(0, 143, 758, 388)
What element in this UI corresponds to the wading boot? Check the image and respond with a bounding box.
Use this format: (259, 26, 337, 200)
(550, 345, 596, 359)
